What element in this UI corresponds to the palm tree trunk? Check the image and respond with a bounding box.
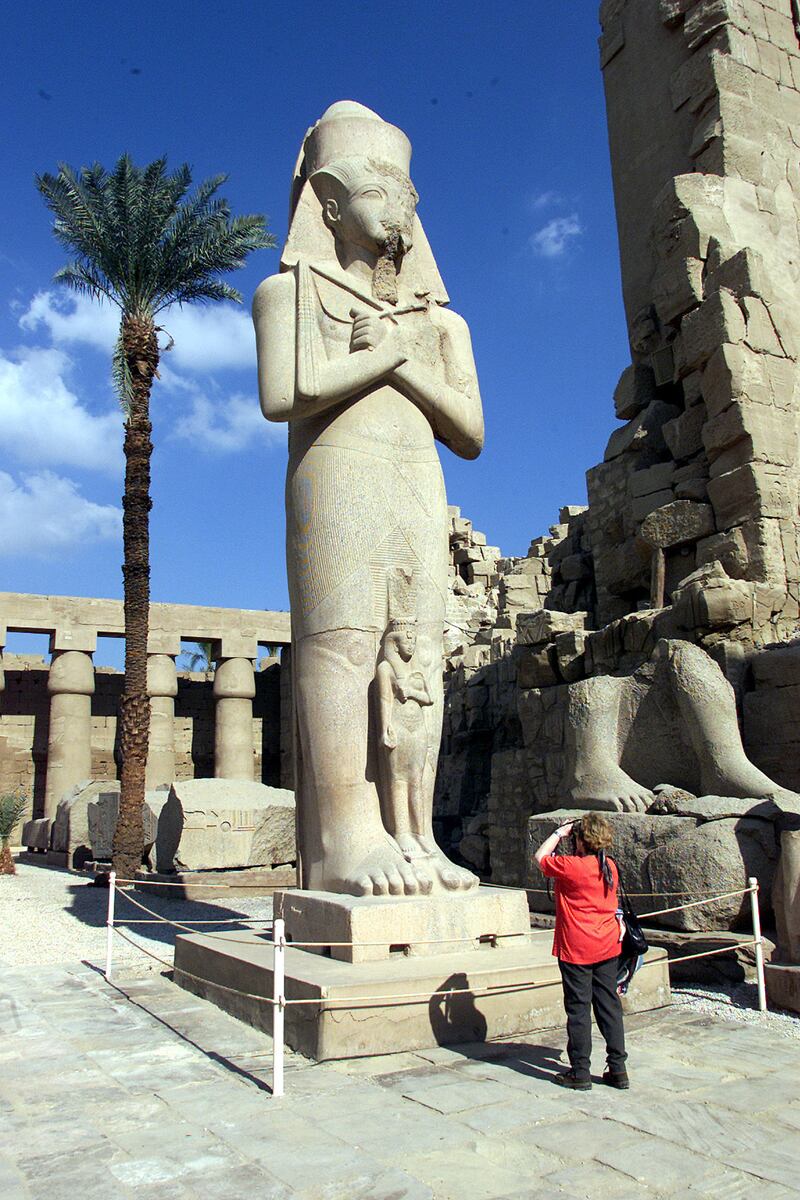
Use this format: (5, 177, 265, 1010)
(112, 314, 158, 882)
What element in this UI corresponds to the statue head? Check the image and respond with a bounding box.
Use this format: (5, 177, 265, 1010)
(311, 157, 418, 264)
(386, 617, 417, 660)
(281, 101, 449, 306)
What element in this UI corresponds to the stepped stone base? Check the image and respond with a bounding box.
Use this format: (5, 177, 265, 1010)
(765, 963, 800, 1014)
(174, 919, 671, 1062)
(275, 885, 530, 963)
(135, 865, 296, 901)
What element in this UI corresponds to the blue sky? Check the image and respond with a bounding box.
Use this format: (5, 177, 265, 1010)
(1, 1, 628, 664)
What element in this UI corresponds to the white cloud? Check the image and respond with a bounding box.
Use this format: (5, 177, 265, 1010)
(0, 470, 120, 558)
(20, 290, 117, 352)
(0, 347, 122, 473)
(530, 215, 583, 259)
(530, 190, 563, 211)
(171, 388, 284, 453)
(20, 290, 256, 372)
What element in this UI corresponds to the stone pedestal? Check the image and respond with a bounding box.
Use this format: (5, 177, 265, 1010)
(44, 649, 94, 821)
(146, 654, 178, 788)
(214, 657, 256, 780)
(276, 886, 530, 963)
(174, 885, 671, 1060)
(765, 963, 800, 1014)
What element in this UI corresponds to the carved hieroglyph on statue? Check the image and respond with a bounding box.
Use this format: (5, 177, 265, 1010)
(253, 101, 484, 896)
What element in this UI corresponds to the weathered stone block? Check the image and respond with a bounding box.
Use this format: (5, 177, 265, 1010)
(707, 463, 792, 527)
(156, 778, 296, 873)
(640, 500, 716, 549)
(516, 610, 587, 646)
(554, 630, 587, 684)
(630, 462, 677, 498)
(605, 400, 681, 462)
(750, 642, 800, 689)
(702, 342, 771, 418)
(646, 817, 778, 931)
(663, 404, 706, 461)
(680, 290, 746, 372)
(87, 787, 170, 862)
(632, 490, 674, 523)
(744, 685, 800, 746)
(704, 402, 794, 473)
(696, 527, 749, 577)
(653, 258, 704, 325)
(515, 646, 559, 689)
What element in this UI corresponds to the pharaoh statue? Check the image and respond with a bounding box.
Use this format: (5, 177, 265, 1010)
(565, 638, 791, 813)
(253, 102, 483, 896)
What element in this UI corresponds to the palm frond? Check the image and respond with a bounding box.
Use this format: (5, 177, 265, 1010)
(38, 153, 275, 352)
(0, 793, 28, 841)
(112, 326, 134, 413)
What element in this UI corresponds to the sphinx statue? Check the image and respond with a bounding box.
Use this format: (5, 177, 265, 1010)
(253, 102, 484, 895)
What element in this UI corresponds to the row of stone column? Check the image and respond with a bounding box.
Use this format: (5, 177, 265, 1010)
(0, 649, 259, 820)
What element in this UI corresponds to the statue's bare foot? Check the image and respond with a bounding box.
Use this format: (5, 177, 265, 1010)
(701, 757, 789, 802)
(395, 832, 433, 861)
(325, 834, 432, 896)
(572, 768, 654, 814)
(413, 835, 479, 891)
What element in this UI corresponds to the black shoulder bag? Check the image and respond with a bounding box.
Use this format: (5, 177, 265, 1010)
(617, 869, 648, 958)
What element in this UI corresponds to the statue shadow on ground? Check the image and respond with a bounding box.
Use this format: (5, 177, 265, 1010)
(64, 876, 272, 949)
(445, 1038, 566, 1084)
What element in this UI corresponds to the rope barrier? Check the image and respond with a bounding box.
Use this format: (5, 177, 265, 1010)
(120, 918, 275, 926)
(111, 926, 175, 971)
(637, 887, 753, 920)
(114, 888, 275, 945)
(115, 877, 290, 890)
(103, 869, 768, 1100)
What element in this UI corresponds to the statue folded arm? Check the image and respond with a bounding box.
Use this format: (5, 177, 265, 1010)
(391, 309, 484, 460)
(253, 272, 409, 422)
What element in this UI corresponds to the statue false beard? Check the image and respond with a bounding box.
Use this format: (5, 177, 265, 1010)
(372, 228, 403, 304)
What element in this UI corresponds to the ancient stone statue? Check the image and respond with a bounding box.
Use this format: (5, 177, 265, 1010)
(253, 101, 483, 895)
(565, 638, 788, 812)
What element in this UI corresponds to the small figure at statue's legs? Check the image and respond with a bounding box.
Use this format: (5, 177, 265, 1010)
(376, 619, 477, 890)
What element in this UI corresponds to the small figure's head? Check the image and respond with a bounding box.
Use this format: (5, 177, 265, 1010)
(311, 157, 417, 261)
(386, 617, 417, 661)
(572, 813, 614, 857)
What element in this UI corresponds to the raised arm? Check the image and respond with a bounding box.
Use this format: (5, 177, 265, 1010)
(253, 272, 408, 423)
(391, 308, 484, 460)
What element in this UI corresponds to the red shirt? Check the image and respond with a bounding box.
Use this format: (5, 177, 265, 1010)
(539, 853, 621, 964)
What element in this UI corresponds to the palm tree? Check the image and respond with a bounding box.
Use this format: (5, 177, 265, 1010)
(180, 640, 215, 678)
(0, 792, 28, 875)
(37, 156, 275, 883)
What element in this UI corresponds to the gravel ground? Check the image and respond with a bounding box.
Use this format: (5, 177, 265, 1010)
(2, 859, 799, 1040)
(0, 859, 274, 973)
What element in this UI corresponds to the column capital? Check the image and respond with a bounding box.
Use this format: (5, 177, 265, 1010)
(213, 656, 256, 700)
(48, 649, 95, 696)
(147, 653, 178, 699)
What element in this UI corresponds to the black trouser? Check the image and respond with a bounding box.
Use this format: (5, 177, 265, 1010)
(558, 956, 627, 1079)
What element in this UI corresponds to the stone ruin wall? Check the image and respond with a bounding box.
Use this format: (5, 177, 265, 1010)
(0, 593, 290, 841)
(436, 0, 800, 888)
(0, 655, 284, 832)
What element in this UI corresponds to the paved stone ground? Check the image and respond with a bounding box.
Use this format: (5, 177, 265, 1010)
(2, 955, 800, 1200)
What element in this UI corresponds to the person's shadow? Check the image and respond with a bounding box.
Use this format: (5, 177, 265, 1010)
(429, 973, 487, 1045)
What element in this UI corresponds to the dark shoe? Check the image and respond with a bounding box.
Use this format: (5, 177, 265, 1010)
(602, 1069, 630, 1089)
(553, 1070, 591, 1091)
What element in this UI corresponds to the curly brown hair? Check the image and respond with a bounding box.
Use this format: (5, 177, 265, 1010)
(575, 812, 614, 853)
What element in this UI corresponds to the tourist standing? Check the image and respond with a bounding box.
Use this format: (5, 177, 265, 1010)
(533, 813, 629, 1090)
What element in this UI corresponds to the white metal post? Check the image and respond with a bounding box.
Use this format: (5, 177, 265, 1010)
(105, 870, 116, 981)
(272, 916, 285, 1097)
(749, 876, 767, 1013)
